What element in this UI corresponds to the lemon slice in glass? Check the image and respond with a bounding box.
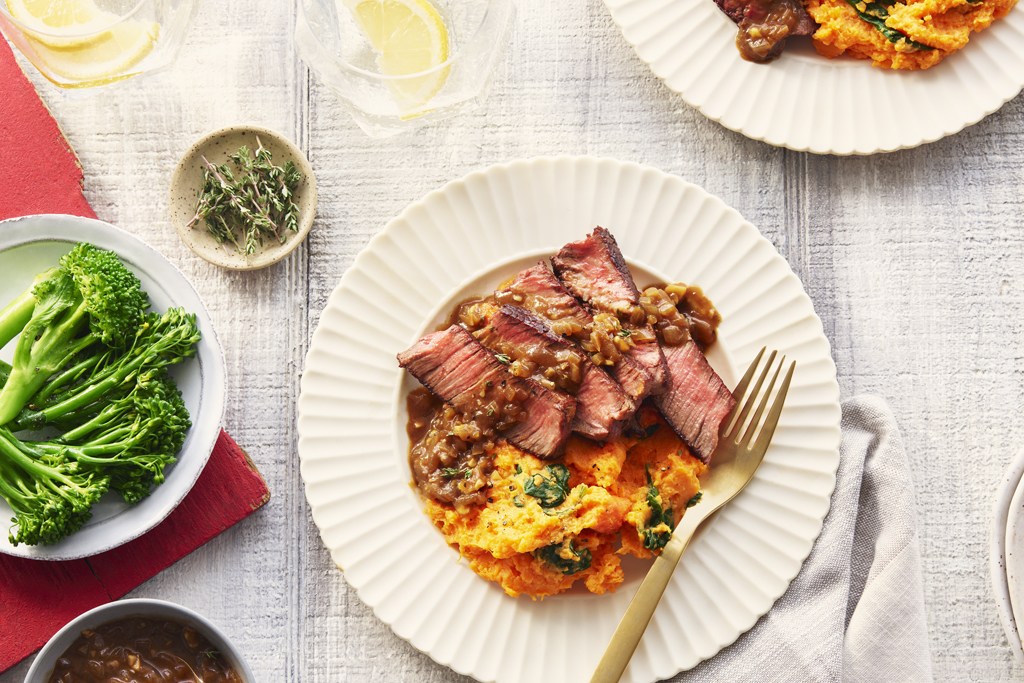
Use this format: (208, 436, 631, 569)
(6, 0, 159, 84)
(344, 0, 450, 114)
(7, 0, 114, 44)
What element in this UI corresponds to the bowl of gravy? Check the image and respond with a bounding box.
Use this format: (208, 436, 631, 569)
(25, 599, 254, 683)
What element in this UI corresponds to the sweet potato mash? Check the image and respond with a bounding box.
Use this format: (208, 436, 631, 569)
(423, 406, 706, 598)
(807, 0, 1016, 69)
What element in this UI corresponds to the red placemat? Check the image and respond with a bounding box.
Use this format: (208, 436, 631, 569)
(0, 38, 271, 673)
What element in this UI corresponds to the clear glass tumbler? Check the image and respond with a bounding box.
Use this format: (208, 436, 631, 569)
(0, 0, 202, 91)
(296, 0, 515, 137)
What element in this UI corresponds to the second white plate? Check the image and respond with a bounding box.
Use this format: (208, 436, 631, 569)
(603, 0, 1024, 154)
(297, 157, 842, 683)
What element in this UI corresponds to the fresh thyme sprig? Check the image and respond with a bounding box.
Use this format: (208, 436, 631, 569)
(187, 136, 303, 257)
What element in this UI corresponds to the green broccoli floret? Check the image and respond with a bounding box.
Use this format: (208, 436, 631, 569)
(0, 243, 149, 425)
(0, 427, 109, 546)
(27, 369, 191, 505)
(61, 242, 149, 347)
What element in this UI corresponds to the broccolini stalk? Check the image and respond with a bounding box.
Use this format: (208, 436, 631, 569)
(30, 371, 190, 504)
(0, 427, 109, 546)
(31, 349, 108, 407)
(12, 308, 200, 431)
(0, 244, 148, 425)
(0, 270, 54, 349)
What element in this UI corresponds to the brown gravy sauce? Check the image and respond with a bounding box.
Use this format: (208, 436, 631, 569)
(46, 617, 242, 683)
(408, 281, 721, 512)
(735, 0, 809, 62)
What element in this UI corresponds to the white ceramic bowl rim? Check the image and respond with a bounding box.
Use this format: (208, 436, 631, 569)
(23, 598, 255, 683)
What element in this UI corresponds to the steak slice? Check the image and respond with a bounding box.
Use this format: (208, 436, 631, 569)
(550, 226, 639, 313)
(496, 262, 595, 338)
(654, 341, 736, 463)
(611, 357, 655, 404)
(398, 325, 576, 459)
(626, 340, 670, 397)
(497, 262, 656, 404)
(477, 305, 635, 441)
(551, 228, 669, 393)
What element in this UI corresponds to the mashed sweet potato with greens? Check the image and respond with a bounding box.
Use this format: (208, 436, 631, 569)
(807, 0, 1016, 69)
(423, 406, 706, 598)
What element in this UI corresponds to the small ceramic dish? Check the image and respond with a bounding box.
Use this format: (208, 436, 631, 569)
(169, 124, 317, 271)
(24, 599, 255, 683)
(990, 446, 1024, 663)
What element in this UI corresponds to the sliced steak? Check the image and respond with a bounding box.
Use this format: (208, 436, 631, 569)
(550, 226, 639, 314)
(398, 325, 576, 458)
(551, 227, 669, 393)
(626, 339, 669, 395)
(654, 341, 736, 463)
(574, 363, 633, 441)
(611, 357, 655, 404)
(495, 262, 595, 339)
(497, 262, 656, 404)
(476, 304, 634, 441)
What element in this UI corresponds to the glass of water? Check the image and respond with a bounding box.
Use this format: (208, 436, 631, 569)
(295, 0, 515, 137)
(0, 0, 201, 91)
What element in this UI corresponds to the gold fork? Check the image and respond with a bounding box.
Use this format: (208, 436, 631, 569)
(589, 347, 795, 683)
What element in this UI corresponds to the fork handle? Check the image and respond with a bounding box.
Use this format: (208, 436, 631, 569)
(588, 516, 702, 683)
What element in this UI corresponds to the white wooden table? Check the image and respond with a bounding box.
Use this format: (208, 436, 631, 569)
(2, 0, 1022, 680)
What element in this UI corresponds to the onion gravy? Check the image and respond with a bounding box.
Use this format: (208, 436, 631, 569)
(46, 617, 242, 683)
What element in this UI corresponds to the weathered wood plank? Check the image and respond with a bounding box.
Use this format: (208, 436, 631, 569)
(4, 0, 1024, 679)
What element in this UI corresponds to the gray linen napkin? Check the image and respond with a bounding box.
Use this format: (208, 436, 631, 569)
(674, 395, 933, 683)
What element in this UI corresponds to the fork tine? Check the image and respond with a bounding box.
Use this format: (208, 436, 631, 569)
(752, 360, 796, 452)
(739, 355, 785, 446)
(724, 349, 777, 441)
(730, 347, 765, 405)
(720, 346, 764, 438)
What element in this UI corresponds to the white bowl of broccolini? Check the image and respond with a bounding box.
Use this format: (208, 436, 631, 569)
(0, 214, 225, 560)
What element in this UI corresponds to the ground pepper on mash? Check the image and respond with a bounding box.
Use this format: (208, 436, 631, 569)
(806, 0, 1016, 69)
(421, 406, 706, 598)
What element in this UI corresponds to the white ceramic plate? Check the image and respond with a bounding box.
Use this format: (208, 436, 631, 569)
(297, 156, 842, 683)
(991, 447, 1024, 663)
(0, 214, 225, 561)
(1007, 475, 1024, 660)
(603, 0, 1024, 154)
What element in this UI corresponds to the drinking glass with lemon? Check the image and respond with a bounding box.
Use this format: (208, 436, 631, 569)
(0, 0, 201, 90)
(295, 0, 515, 137)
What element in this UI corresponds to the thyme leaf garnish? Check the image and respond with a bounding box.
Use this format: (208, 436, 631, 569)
(440, 467, 471, 479)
